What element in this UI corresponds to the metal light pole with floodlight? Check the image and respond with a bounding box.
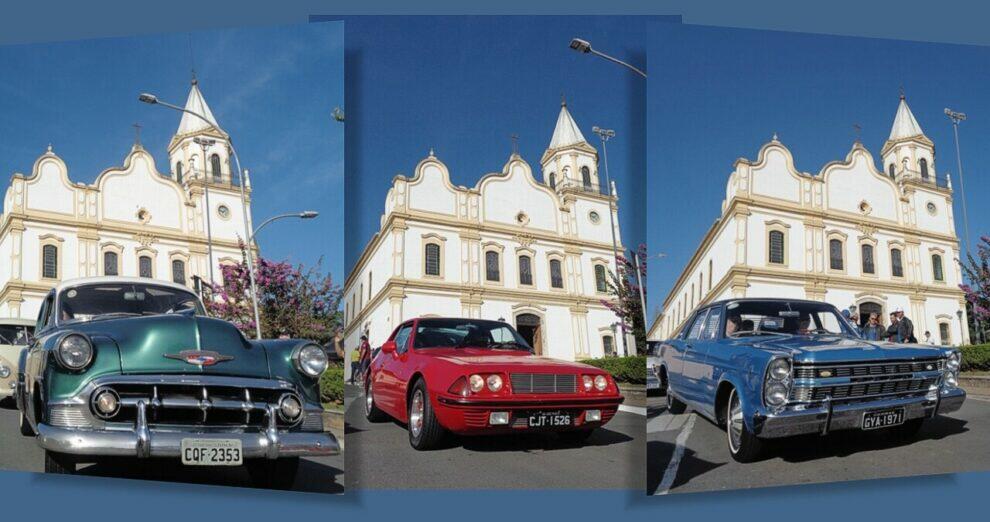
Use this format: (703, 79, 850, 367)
(569, 38, 647, 78)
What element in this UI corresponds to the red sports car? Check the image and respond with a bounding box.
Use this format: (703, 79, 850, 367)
(364, 317, 625, 450)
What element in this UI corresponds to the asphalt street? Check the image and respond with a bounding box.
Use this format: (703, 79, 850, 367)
(647, 393, 990, 495)
(0, 405, 344, 494)
(344, 384, 645, 489)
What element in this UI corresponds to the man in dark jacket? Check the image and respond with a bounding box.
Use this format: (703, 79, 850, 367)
(885, 312, 900, 342)
(894, 307, 916, 343)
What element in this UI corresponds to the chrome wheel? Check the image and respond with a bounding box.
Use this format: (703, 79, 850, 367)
(409, 389, 425, 438)
(727, 389, 743, 454)
(365, 382, 374, 414)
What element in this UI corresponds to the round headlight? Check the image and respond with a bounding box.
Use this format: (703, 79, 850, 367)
(947, 352, 961, 372)
(0, 364, 9, 379)
(768, 358, 791, 380)
(582, 375, 594, 391)
(594, 375, 608, 391)
(295, 344, 328, 377)
(278, 394, 303, 423)
(469, 374, 484, 393)
(486, 374, 503, 392)
(57, 333, 93, 370)
(764, 382, 789, 407)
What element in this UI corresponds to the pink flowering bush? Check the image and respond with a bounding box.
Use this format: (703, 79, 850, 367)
(205, 244, 342, 344)
(960, 235, 990, 339)
(600, 243, 647, 354)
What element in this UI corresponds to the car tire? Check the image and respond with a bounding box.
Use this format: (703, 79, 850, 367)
(246, 457, 300, 490)
(726, 387, 764, 463)
(365, 380, 387, 422)
(18, 408, 34, 436)
(407, 380, 445, 450)
(664, 374, 687, 414)
(557, 430, 594, 444)
(44, 450, 75, 474)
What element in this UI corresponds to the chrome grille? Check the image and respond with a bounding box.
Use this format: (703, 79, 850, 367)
(790, 357, 943, 404)
(49, 405, 93, 428)
(510, 373, 577, 394)
(793, 358, 943, 379)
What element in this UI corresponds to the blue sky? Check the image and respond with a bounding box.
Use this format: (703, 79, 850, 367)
(0, 22, 344, 281)
(648, 23, 990, 323)
(333, 16, 646, 272)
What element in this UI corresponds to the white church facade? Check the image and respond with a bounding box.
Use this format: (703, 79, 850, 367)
(650, 95, 969, 347)
(342, 102, 629, 375)
(0, 80, 254, 320)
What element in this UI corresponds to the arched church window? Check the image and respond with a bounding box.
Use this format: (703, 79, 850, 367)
(919, 158, 929, 179)
(829, 239, 844, 270)
(518, 255, 533, 286)
(888, 163, 895, 178)
(581, 166, 592, 191)
(768, 230, 785, 265)
(139, 256, 153, 278)
(175, 162, 183, 183)
(172, 259, 186, 285)
(932, 254, 944, 282)
(42, 245, 58, 279)
(594, 264, 608, 293)
(549, 259, 564, 289)
(424, 243, 441, 277)
(548, 172, 556, 189)
(210, 154, 223, 183)
(891, 248, 904, 278)
(104, 251, 119, 276)
(485, 251, 501, 282)
(861, 244, 875, 274)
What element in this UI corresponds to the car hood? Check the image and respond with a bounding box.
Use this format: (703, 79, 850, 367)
(65, 314, 269, 378)
(752, 335, 948, 363)
(425, 348, 603, 373)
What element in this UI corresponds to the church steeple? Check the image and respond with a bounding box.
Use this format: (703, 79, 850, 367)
(167, 78, 233, 186)
(881, 93, 935, 182)
(540, 99, 600, 193)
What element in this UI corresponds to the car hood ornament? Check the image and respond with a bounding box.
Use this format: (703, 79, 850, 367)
(164, 350, 234, 367)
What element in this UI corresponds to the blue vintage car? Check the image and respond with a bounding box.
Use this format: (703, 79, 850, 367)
(657, 298, 965, 462)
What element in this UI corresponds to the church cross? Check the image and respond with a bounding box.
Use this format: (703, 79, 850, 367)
(510, 133, 519, 155)
(132, 123, 143, 145)
(853, 123, 862, 143)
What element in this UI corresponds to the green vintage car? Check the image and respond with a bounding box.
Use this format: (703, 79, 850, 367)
(16, 276, 339, 487)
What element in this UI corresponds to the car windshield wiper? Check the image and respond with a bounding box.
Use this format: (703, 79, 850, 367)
(488, 341, 531, 351)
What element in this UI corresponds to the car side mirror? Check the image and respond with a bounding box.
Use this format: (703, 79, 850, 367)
(381, 341, 397, 354)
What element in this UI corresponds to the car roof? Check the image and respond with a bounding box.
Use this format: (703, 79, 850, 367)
(53, 276, 197, 295)
(704, 297, 836, 308)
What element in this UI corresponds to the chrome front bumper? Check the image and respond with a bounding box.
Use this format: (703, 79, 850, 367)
(753, 387, 966, 438)
(36, 402, 339, 460)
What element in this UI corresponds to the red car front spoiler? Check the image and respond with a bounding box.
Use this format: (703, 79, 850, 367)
(434, 393, 624, 435)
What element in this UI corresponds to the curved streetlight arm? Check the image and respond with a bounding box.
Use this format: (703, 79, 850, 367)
(589, 48, 647, 79)
(249, 212, 319, 244)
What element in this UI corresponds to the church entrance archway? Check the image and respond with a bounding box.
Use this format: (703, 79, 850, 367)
(515, 313, 544, 356)
(858, 300, 884, 328)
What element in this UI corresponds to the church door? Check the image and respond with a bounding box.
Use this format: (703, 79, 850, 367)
(516, 313, 543, 356)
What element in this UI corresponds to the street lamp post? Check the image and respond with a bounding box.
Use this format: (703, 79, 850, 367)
(569, 38, 647, 78)
(193, 136, 217, 287)
(140, 92, 260, 338)
(591, 126, 630, 355)
(945, 108, 981, 344)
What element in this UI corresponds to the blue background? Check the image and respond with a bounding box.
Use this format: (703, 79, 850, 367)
(0, 22, 345, 281)
(326, 15, 646, 273)
(647, 22, 990, 320)
(2, 2, 990, 519)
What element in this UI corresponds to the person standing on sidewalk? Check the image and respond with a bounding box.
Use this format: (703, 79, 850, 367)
(894, 307, 917, 343)
(349, 346, 361, 384)
(358, 334, 371, 384)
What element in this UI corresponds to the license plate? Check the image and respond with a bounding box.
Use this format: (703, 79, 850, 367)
(181, 438, 243, 466)
(862, 408, 905, 430)
(527, 411, 572, 428)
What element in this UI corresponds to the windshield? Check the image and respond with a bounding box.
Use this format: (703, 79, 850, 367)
(724, 300, 857, 338)
(413, 318, 533, 351)
(58, 283, 206, 325)
(0, 325, 33, 345)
